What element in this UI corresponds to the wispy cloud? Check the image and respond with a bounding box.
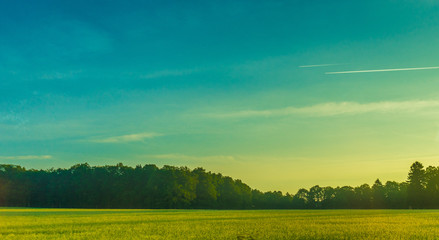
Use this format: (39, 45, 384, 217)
(326, 66, 439, 74)
(139, 68, 200, 79)
(206, 100, 439, 119)
(146, 154, 311, 164)
(1, 112, 27, 126)
(146, 154, 236, 162)
(39, 70, 82, 80)
(90, 132, 162, 143)
(0, 155, 52, 160)
(299, 63, 340, 68)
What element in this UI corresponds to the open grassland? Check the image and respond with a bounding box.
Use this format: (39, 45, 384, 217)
(2, 209, 439, 239)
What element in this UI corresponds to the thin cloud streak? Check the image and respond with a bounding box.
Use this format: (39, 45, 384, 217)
(0, 155, 52, 160)
(146, 154, 236, 162)
(299, 64, 340, 68)
(326, 66, 439, 74)
(206, 100, 439, 119)
(144, 154, 311, 164)
(139, 68, 201, 79)
(91, 132, 162, 143)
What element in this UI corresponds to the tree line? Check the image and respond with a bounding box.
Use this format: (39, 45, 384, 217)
(0, 161, 436, 209)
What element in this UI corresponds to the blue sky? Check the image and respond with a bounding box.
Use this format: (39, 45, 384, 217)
(2, 0, 439, 192)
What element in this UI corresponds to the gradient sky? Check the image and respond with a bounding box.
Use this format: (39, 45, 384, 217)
(2, 0, 439, 193)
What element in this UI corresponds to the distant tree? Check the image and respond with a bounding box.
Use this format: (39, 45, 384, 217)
(424, 166, 439, 208)
(217, 176, 244, 209)
(0, 167, 11, 206)
(372, 179, 385, 208)
(292, 188, 308, 209)
(321, 186, 336, 209)
(251, 189, 265, 209)
(407, 161, 426, 208)
(251, 190, 292, 209)
(307, 185, 324, 209)
(354, 184, 372, 209)
(384, 181, 406, 209)
(193, 168, 218, 208)
(333, 186, 355, 208)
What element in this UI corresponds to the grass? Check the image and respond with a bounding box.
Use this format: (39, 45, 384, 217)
(2, 209, 439, 239)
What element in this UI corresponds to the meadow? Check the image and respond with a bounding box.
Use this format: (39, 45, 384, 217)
(2, 209, 439, 239)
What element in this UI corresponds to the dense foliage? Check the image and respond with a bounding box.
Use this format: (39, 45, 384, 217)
(0, 161, 436, 209)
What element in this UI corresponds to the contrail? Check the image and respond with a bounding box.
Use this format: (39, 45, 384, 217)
(326, 66, 439, 74)
(299, 64, 340, 68)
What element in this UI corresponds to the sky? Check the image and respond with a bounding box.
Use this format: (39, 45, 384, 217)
(2, 0, 439, 193)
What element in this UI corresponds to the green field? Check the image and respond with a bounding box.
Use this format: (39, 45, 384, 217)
(2, 209, 439, 239)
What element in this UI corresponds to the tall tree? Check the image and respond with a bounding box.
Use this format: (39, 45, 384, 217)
(424, 166, 439, 208)
(307, 185, 324, 209)
(407, 161, 426, 208)
(372, 179, 385, 208)
(193, 168, 218, 208)
(354, 184, 372, 209)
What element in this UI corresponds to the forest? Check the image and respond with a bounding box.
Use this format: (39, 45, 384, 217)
(0, 161, 436, 209)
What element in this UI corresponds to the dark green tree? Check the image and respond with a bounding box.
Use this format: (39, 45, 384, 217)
(372, 179, 385, 208)
(354, 184, 372, 208)
(424, 166, 439, 208)
(307, 185, 324, 208)
(292, 188, 308, 209)
(407, 161, 426, 208)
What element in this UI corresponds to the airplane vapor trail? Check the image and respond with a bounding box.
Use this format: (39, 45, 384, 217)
(326, 66, 439, 74)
